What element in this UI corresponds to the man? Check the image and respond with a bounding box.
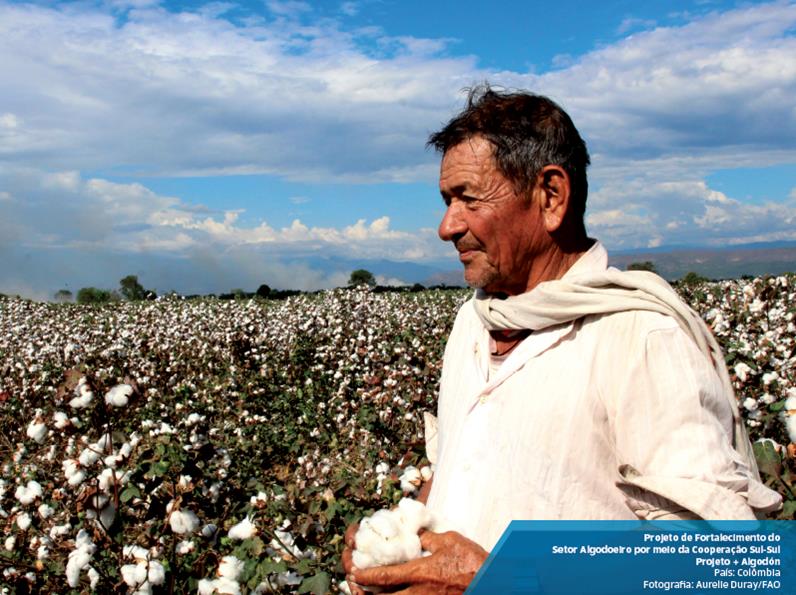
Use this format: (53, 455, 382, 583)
(343, 85, 781, 594)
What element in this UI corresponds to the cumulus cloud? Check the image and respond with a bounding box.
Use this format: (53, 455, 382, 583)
(587, 177, 796, 248)
(0, 1, 471, 181)
(0, 165, 444, 296)
(1, 0, 796, 293)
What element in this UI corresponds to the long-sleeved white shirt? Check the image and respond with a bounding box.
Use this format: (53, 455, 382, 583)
(426, 243, 781, 550)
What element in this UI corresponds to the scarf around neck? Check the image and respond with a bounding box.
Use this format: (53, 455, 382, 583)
(473, 266, 760, 479)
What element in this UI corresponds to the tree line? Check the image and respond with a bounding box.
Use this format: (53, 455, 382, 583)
(50, 270, 448, 304)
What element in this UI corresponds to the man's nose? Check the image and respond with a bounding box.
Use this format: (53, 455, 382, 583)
(438, 202, 466, 242)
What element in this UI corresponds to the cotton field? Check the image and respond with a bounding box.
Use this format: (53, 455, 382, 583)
(1, 276, 795, 593)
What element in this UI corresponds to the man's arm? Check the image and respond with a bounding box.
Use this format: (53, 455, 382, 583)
(610, 322, 780, 518)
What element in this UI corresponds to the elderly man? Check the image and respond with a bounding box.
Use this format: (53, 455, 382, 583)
(343, 86, 781, 594)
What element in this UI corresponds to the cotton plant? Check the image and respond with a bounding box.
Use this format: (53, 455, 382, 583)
(1, 278, 794, 590)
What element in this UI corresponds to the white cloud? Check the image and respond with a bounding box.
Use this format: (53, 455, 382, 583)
(7, 165, 440, 254)
(0, 1, 469, 181)
(1, 0, 795, 263)
(531, 2, 796, 164)
(587, 177, 796, 248)
(0, 165, 446, 297)
(2, 1, 793, 184)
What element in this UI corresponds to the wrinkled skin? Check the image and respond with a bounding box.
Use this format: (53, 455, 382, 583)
(342, 524, 488, 595)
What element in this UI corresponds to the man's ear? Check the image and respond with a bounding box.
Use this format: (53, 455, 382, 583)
(534, 165, 571, 233)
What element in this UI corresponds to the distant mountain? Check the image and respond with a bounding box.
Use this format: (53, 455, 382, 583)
(610, 243, 796, 280)
(233, 241, 796, 292)
(292, 255, 451, 285)
(416, 241, 796, 288)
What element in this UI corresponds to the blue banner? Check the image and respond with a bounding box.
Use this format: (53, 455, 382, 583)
(467, 521, 794, 594)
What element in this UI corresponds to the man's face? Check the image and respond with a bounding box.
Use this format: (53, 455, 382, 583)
(438, 136, 546, 296)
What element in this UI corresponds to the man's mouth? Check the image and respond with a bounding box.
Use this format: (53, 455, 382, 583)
(457, 248, 478, 262)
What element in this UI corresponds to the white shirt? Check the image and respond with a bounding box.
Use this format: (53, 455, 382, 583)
(426, 243, 778, 550)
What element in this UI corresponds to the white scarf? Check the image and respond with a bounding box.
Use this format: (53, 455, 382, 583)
(473, 266, 760, 477)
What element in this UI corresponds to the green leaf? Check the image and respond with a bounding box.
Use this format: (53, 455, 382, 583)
(149, 460, 170, 477)
(782, 500, 796, 519)
(769, 400, 786, 412)
(753, 441, 782, 478)
(120, 485, 141, 503)
(298, 571, 330, 595)
(257, 559, 287, 575)
(295, 558, 313, 574)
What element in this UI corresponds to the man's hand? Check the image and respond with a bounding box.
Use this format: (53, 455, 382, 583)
(344, 527, 488, 595)
(341, 522, 366, 595)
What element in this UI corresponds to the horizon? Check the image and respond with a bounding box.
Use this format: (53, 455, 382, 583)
(2, 0, 796, 299)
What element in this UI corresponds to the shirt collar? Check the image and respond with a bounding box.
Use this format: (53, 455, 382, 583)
(561, 239, 608, 281)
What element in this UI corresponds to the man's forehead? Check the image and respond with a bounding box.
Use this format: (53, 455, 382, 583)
(442, 136, 495, 163)
(439, 136, 497, 193)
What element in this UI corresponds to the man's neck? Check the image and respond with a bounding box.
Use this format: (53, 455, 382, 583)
(497, 237, 595, 297)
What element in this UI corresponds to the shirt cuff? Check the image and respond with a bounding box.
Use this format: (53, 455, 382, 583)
(617, 464, 782, 520)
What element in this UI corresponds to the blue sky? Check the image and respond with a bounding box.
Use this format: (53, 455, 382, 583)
(1, 0, 795, 298)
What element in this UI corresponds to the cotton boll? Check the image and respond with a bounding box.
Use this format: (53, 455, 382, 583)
(734, 362, 752, 383)
(399, 466, 422, 493)
(217, 555, 244, 580)
(78, 447, 101, 467)
(118, 442, 132, 459)
(15, 480, 43, 505)
(65, 532, 95, 588)
(68, 470, 86, 487)
(353, 499, 437, 570)
(123, 545, 150, 562)
(38, 503, 54, 519)
(176, 540, 195, 554)
(227, 516, 257, 540)
(98, 467, 116, 491)
(4, 536, 15, 551)
(365, 510, 401, 541)
(88, 567, 100, 589)
(395, 497, 434, 535)
(213, 577, 242, 595)
(105, 384, 133, 407)
(49, 524, 71, 540)
(26, 420, 47, 444)
(201, 523, 218, 538)
(147, 560, 166, 585)
(69, 391, 93, 409)
(419, 466, 433, 482)
(16, 512, 32, 531)
(121, 563, 148, 587)
(351, 549, 375, 570)
(169, 509, 200, 535)
(66, 551, 91, 587)
(785, 414, 796, 445)
(198, 577, 241, 595)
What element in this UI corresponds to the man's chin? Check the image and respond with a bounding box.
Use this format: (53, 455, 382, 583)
(463, 269, 496, 291)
